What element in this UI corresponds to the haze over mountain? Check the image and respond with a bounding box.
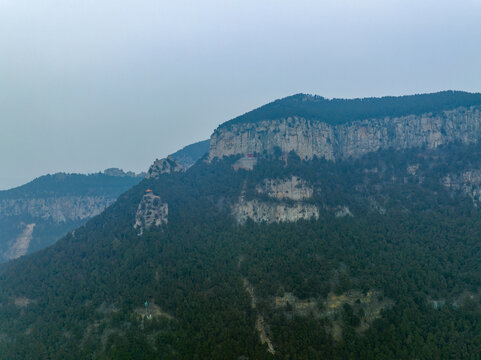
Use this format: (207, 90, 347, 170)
(2, 0, 481, 191)
(3, 91, 481, 358)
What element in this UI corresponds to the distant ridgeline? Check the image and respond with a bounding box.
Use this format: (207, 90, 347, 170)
(223, 90, 481, 127)
(0, 170, 144, 263)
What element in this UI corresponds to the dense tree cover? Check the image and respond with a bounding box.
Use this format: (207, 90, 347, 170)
(3, 143, 481, 358)
(222, 90, 481, 127)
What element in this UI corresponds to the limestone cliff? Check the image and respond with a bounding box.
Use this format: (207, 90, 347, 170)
(233, 176, 318, 223)
(209, 106, 481, 161)
(0, 196, 113, 223)
(134, 192, 168, 235)
(233, 200, 319, 224)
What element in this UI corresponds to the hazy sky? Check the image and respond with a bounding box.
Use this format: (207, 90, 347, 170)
(1, 0, 481, 189)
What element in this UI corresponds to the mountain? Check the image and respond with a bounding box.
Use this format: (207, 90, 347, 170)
(2, 91, 481, 359)
(0, 170, 144, 263)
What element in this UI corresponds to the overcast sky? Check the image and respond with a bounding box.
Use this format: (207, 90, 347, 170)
(1, 0, 481, 189)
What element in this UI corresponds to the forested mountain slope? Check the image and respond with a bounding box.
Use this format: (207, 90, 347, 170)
(2, 92, 481, 358)
(224, 90, 481, 127)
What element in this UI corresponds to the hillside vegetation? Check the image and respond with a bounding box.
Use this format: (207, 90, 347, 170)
(223, 90, 481, 127)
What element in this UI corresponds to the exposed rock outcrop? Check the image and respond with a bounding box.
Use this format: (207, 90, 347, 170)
(442, 170, 481, 204)
(146, 156, 184, 179)
(335, 206, 353, 218)
(134, 192, 168, 235)
(406, 164, 420, 176)
(0, 196, 113, 223)
(256, 176, 313, 201)
(209, 106, 481, 161)
(233, 199, 318, 224)
(233, 177, 317, 223)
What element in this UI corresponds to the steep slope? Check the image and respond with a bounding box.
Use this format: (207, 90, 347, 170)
(0, 170, 143, 262)
(3, 92, 481, 359)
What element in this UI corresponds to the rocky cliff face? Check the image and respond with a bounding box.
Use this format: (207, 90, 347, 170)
(134, 192, 168, 235)
(0, 196, 113, 223)
(209, 106, 481, 161)
(233, 200, 319, 224)
(233, 176, 319, 223)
